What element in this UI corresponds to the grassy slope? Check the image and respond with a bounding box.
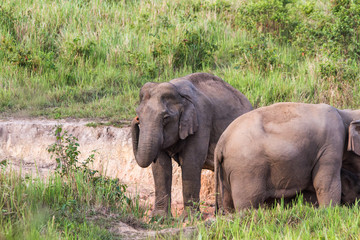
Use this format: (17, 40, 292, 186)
(0, 0, 359, 120)
(1, 0, 360, 238)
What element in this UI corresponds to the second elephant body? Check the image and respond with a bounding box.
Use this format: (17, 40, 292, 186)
(215, 102, 360, 212)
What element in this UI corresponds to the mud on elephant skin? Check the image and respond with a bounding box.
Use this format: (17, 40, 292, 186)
(215, 102, 360, 212)
(131, 72, 253, 217)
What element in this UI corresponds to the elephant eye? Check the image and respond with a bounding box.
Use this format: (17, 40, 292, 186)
(163, 114, 170, 125)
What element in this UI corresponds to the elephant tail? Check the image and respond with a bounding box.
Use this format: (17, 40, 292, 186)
(214, 146, 223, 215)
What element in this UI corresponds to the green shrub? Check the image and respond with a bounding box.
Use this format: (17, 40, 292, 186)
(173, 27, 218, 70)
(292, 0, 360, 59)
(235, 0, 299, 41)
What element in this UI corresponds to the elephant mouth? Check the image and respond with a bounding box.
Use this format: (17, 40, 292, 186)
(135, 116, 140, 127)
(152, 152, 159, 163)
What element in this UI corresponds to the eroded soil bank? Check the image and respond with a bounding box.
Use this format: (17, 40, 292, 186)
(0, 118, 215, 217)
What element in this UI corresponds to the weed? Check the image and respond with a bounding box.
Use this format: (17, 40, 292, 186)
(47, 126, 134, 209)
(47, 126, 92, 176)
(0, 5, 17, 38)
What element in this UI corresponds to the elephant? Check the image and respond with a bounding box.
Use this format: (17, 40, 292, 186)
(214, 102, 360, 212)
(131, 72, 253, 217)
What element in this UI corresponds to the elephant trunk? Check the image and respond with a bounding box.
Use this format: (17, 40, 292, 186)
(131, 116, 140, 160)
(131, 116, 162, 168)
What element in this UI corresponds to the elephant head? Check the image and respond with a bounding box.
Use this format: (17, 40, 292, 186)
(131, 80, 199, 168)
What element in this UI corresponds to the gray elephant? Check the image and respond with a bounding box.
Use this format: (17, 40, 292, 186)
(215, 102, 360, 212)
(131, 72, 253, 217)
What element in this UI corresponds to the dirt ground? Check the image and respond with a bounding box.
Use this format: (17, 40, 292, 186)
(0, 117, 215, 238)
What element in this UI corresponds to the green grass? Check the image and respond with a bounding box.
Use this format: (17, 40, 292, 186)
(0, 0, 359, 120)
(0, 168, 125, 239)
(198, 199, 360, 239)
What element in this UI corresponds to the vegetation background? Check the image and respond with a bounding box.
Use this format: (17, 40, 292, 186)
(1, 0, 360, 239)
(1, 0, 359, 120)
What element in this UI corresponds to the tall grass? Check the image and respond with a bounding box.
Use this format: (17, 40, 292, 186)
(0, 0, 359, 120)
(197, 198, 360, 239)
(0, 169, 119, 239)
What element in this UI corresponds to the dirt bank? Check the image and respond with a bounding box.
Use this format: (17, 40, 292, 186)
(0, 118, 215, 216)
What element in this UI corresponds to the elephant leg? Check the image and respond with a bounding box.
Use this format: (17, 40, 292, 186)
(230, 170, 266, 211)
(180, 132, 211, 217)
(312, 153, 341, 206)
(181, 162, 202, 216)
(151, 152, 172, 218)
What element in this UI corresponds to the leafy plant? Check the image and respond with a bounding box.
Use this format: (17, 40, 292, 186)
(47, 126, 133, 209)
(0, 5, 17, 38)
(47, 126, 94, 176)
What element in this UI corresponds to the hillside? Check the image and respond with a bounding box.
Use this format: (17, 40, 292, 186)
(1, 0, 359, 120)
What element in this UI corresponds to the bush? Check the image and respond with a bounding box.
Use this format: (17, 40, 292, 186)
(292, 0, 360, 59)
(235, 0, 299, 41)
(173, 27, 218, 70)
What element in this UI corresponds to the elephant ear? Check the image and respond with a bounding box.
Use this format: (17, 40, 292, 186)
(171, 80, 199, 140)
(347, 120, 360, 156)
(179, 100, 198, 139)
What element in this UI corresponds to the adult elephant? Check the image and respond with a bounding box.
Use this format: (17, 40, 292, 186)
(215, 102, 360, 212)
(131, 72, 253, 217)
